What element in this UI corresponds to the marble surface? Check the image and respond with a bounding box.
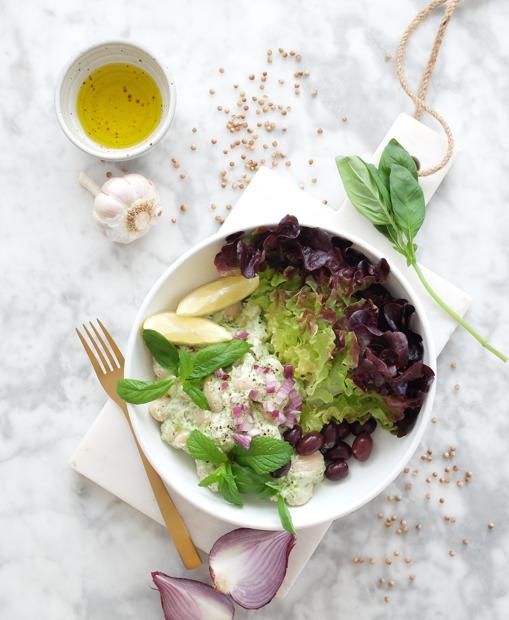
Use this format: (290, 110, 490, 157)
(1, 0, 508, 618)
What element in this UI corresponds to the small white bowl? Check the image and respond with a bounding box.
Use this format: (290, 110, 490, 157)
(55, 41, 176, 161)
(124, 216, 437, 531)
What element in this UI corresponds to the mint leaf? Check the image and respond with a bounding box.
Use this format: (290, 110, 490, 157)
(142, 329, 179, 373)
(190, 340, 252, 379)
(183, 382, 210, 410)
(218, 464, 243, 506)
(117, 378, 174, 404)
(178, 349, 194, 380)
(231, 463, 275, 495)
(198, 464, 226, 488)
(230, 436, 293, 475)
(187, 430, 227, 464)
(379, 138, 418, 186)
(389, 164, 425, 241)
(277, 494, 296, 534)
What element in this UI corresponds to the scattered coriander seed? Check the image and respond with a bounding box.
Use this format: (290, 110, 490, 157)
(299, 183, 305, 190)
(388, 580, 395, 588)
(439, 497, 445, 504)
(219, 66, 225, 74)
(249, 74, 255, 80)
(341, 116, 348, 122)
(225, 203, 232, 210)
(171, 217, 177, 224)
(192, 127, 197, 133)
(457, 480, 464, 488)
(404, 557, 412, 564)
(223, 149, 228, 154)
(179, 173, 187, 180)
(215, 215, 225, 224)
(120, 164, 128, 173)
(384, 558, 392, 566)
(290, 50, 296, 56)
(209, 88, 215, 96)
(106, 171, 113, 178)
(210, 203, 217, 210)
(453, 383, 460, 391)
(179, 204, 187, 212)
(378, 577, 385, 586)
(404, 467, 410, 474)
(409, 575, 416, 582)
(488, 522, 494, 529)
(316, 127, 323, 134)
(308, 159, 314, 165)
(229, 161, 235, 167)
(377, 512, 384, 519)
(463, 538, 470, 545)
(451, 361, 457, 368)
(393, 550, 400, 557)
(217, 105, 223, 111)
(384, 596, 390, 604)
(311, 177, 317, 184)
(385, 52, 393, 61)
(190, 144, 197, 151)
(285, 160, 292, 167)
(432, 417, 438, 424)
(449, 550, 455, 557)
(322, 199, 329, 205)
(405, 483, 412, 491)
(443, 452, 450, 459)
(311, 89, 318, 97)
(416, 523, 423, 530)
(368, 558, 376, 565)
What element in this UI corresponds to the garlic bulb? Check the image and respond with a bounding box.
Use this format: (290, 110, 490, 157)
(78, 172, 161, 243)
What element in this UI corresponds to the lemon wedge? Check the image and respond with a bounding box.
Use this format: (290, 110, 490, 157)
(176, 275, 260, 317)
(143, 312, 232, 345)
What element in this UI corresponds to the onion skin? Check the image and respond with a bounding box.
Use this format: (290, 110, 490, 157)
(209, 528, 296, 610)
(151, 572, 235, 620)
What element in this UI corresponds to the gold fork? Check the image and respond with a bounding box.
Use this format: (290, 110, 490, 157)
(76, 319, 202, 569)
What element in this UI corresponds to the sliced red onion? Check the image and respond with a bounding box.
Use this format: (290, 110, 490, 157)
(232, 406, 243, 417)
(209, 529, 296, 610)
(215, 369, 230, 379)
(248, 389, 259, 401)
(151, 572, 234, 620)
(283, 364, 294, 378)
(275, 377, 295, 404)
(235, 331, 249, 340)
(233, 432, 251, 449)
(221, 382, 229, 391)
(247, 428, 261, 437)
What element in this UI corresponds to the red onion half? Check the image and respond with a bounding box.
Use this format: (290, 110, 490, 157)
(151, 572, 235, 620)
(209, 528, 296, 609)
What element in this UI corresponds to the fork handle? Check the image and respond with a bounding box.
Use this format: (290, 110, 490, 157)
(116, 398, 202, 569)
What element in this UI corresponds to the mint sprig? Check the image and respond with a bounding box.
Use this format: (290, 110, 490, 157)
(188, 431, 294, 533)
(336, 138, 507, 363)
(117, 333, 252, 407)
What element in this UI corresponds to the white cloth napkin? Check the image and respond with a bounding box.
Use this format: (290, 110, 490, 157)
(69, 113, 471, 597)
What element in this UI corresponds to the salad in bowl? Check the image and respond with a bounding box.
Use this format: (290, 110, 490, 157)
(121, 215, 436, 532)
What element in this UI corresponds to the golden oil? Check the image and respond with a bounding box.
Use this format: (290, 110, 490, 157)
(77, 63, 163, 148)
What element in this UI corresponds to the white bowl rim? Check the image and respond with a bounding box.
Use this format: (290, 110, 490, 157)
(54, 39, 177, 161)
(125, 220, 437, 530)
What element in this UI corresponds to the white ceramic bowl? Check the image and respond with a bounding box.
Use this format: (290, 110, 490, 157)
(125, 217, 436, 530)
(55, 41, 176, 161)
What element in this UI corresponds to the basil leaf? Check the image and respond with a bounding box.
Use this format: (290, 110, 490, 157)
(379, 138, 418, 186)
(231, 463, 273, 495)
(230, 436, 293, 475)
(389, 164, 425, 241)
(336, 156, 392, 226)
(187, 430, 227, 464)
(190, 340, 252, 379)
(198, 464, 226, 487)
(277, 494, 296, 534)
(142, 329, 179, 372)
(218, 464, 243, 507)
(116, 378, 174, 404)
(183, 382, 210, 410)
(178, 349, 194, 380)
(366, 163, 393, 213)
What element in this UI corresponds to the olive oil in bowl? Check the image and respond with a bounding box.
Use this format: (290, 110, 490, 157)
(77, 63, 163, 149)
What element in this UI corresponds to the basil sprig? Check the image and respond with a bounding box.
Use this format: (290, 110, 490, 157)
(336, 139, 507, 363)
(117, 332, 252, 407)
(188, 431, 295, 534)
